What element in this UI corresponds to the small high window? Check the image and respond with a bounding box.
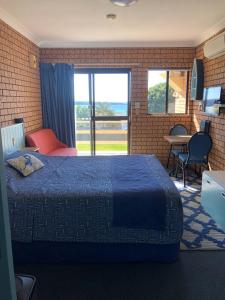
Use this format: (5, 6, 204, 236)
(148, 70, 189, 114)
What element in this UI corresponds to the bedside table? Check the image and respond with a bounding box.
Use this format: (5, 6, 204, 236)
(21, 147, 39, 152)
(201, 171, 225, 231)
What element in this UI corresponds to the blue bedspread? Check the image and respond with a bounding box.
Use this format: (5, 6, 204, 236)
(5, 152, 183, 244)
(111, 156, 166, 230)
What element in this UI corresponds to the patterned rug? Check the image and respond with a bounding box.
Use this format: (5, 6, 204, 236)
(172, 175, 225, 250)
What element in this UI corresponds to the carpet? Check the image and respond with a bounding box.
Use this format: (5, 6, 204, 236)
(172, 175, 225, 250)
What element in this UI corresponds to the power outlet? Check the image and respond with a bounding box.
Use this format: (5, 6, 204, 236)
(198, 103, 203, 111)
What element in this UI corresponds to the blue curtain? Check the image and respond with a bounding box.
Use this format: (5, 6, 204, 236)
(40, 63, 75, 147)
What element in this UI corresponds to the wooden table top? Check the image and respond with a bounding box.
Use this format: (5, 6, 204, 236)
(163, 135, 192, 145)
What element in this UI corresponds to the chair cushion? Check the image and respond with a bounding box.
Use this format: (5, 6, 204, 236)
(47, 148, 77, 156)
(26, 129, 66, 154)
(26, 129, 77, 157)
(171, 149, 182, 157)
(178, 153, 207, 164)
(178, 153, 188, 163)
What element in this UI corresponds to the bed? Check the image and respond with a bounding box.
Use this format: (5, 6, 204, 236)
(5, 150, 183, 263)
(1, 124, 183, 263)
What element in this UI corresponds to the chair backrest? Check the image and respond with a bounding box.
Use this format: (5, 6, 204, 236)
(169, 124, 188, 136)
(200, 120, 211, 134)
(187, 131, 212, 163)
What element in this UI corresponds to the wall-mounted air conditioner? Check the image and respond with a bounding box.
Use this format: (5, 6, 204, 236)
(204, 32, 225, 59)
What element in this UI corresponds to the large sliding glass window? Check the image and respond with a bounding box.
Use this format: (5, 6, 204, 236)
(74, 69, 130, 156)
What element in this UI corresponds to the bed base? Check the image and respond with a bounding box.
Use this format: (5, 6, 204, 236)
(12, 241, 180, 264)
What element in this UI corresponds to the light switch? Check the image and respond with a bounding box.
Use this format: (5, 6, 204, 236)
(135, 102, 140, 109)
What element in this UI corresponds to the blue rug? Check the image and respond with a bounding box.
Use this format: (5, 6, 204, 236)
(172, 176, 225, 250)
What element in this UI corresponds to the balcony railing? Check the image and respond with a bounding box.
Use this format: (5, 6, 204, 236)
(76, 120, 128, 155)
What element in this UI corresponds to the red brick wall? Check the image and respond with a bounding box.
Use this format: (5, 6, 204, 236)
(2, 19, 225, 168)
(191, 29, 225, 170)
(0, 18, 197, 164)
(0, 19, 42, 133)
(40, 48, 195, 163)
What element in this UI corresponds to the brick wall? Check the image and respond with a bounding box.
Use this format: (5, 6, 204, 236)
(191, 29, 225, 170)
(0, 18, 197, 164)
(41, 48, 195, 163)
(0, 19, 42, 133)
(1, 18, 224, 167)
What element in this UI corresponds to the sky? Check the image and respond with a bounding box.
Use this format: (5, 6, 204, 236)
(74, 71, 165, 103)
(74, 73, 128, 103)
(148, 70, 166, 88)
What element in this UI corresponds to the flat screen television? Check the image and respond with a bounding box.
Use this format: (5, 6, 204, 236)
(203, 86, 222, 116)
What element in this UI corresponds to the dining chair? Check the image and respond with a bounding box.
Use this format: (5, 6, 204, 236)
(200, 119, 211, 134)
(167, 124, 188, 170)
(175, 131, 212, 187)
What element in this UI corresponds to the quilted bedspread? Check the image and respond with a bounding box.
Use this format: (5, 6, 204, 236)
(5, 152, 183, 244)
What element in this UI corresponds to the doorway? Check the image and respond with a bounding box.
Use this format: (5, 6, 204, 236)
(74, 69, 130, 156)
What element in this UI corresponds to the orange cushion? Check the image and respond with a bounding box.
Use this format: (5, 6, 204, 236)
(47, 148, 77, 156)
(26, 129, 77, 156)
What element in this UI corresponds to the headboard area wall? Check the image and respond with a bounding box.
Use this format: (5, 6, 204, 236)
(0, 124, 25, 157)
(0, 19, 42, 132)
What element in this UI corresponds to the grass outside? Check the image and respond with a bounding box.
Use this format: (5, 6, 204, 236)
(77, 143, 127, 152)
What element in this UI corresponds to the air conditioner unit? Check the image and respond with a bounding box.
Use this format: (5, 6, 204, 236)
(204, 32, 225, 59)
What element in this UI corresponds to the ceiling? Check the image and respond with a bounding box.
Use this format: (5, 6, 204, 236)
(0, 0, 225, 47)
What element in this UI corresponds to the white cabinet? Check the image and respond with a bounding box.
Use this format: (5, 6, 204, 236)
(201, 171, 225, 231)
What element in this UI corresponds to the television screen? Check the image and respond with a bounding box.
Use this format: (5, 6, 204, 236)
(203, 86, 222, 116)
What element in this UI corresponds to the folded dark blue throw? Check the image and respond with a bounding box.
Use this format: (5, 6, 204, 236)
(112, 156, 167, 230)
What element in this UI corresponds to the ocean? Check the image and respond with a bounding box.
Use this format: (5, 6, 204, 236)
(75, 101, 127, 115)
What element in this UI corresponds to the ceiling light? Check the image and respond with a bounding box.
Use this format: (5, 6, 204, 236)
(110, 0, 138, 7)
(106, 13, 117, 20)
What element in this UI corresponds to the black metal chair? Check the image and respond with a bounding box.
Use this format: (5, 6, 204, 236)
(175, 131, 212, 187)
(167, 124, 188, 171)
(200, 119, 211, 134)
